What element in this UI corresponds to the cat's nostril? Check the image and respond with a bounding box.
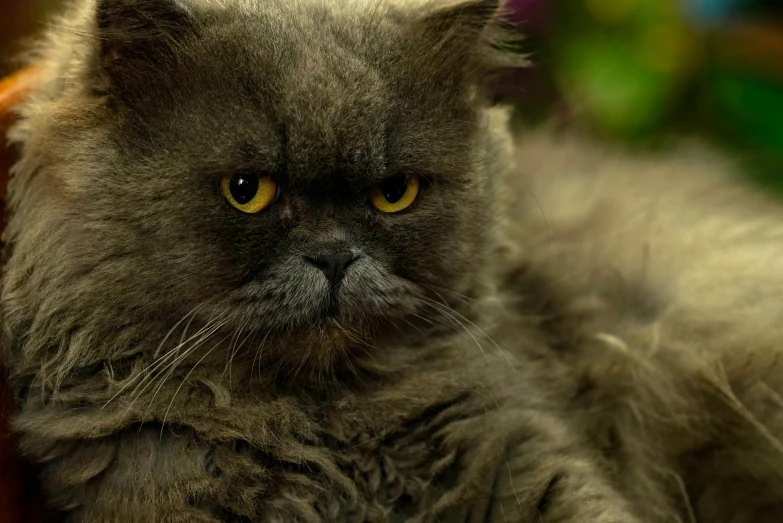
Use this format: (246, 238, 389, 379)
(305, 251, 356, 288)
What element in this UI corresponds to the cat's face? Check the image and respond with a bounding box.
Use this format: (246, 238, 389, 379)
(6, 0, 518, 372)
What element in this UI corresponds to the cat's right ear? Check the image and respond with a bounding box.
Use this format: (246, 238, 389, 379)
(410, 0, 528, 94)
(95, 0, 195, 97)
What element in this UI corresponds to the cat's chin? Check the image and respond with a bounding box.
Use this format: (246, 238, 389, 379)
(265, 317, 378, 375)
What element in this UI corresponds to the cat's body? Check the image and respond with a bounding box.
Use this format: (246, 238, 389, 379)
(3, 0, 783, 521)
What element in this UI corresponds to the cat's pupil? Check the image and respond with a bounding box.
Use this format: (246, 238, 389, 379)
(380, 176, 408, 203)
(229, 174, 259, 205)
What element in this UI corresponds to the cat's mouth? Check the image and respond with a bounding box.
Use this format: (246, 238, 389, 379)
(311, 292, 343, 322)
(229, 254, 424, 337)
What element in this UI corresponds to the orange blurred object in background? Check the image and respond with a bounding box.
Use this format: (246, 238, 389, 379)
(1, 0, 51, 511)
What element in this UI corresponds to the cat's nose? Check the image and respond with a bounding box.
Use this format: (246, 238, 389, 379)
(305, 251, 356, 288)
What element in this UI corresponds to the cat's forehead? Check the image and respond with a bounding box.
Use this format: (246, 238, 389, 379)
(190, 0, 404, 106)
(191, 12, 393, 186)
(117, 0, 479, 187)
(167, 1, 464, 180)
(275, 54, 389, 187)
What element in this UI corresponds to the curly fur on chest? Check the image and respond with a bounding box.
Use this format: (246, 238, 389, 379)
(13, 334, 572, 523)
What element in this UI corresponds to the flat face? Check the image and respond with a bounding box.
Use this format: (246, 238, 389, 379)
(8, 0, 508, 371)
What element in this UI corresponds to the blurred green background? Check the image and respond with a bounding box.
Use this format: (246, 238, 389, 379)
(2, 0, 782, 190)
(503, 0, 783, 193)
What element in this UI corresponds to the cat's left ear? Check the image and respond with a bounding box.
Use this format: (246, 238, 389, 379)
(412, 0, 528, 89)
(95, 0, 196, 97)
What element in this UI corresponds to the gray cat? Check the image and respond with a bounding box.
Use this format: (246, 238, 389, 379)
(4, 0, 783, 521)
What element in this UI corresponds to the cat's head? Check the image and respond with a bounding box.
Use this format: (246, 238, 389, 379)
(4, 0, 523, 377)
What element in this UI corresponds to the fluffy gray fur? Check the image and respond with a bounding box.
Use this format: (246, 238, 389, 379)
(3, 0, 783, 521)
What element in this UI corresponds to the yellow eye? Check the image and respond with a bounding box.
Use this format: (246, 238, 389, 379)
(370, 175, 421, 213)
(221, 174, 278, 214)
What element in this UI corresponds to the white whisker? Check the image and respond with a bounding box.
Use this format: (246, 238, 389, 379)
(160, 330, 234, 439)
(144, 318, 229, 412)
(120, 312, 229, 420)
(416, 292, 516, 372)
(102, 303, 208, 409)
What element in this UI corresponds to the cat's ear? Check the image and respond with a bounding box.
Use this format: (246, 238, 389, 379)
(413, 0, 528, 89)
(419, 0, 500, 44)
(94, 0, 195, 93)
